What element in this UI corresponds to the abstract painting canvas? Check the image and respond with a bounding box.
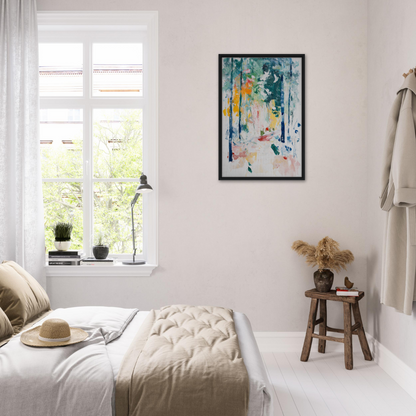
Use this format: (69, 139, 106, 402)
(219, 54, 305, 180)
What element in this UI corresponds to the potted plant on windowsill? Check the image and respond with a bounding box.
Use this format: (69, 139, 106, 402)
(52, 222, 73, 251)
(93, 233, 109, 260)
(292, 236, 354, 292)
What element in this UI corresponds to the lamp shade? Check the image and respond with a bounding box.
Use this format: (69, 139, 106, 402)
(136, 173, 153, 194)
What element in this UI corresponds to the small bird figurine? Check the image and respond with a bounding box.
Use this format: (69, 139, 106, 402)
(344, 277, 354, 289)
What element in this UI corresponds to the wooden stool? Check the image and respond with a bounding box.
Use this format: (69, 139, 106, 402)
(300, 289, 372, 370)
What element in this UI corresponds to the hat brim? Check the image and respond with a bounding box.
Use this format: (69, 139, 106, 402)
(20, 326, 89, 348)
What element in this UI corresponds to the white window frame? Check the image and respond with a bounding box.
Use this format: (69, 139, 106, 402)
(38, 12, 158, 277)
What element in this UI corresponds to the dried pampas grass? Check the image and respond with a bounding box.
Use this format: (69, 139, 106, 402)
(292, 236, 354, 272)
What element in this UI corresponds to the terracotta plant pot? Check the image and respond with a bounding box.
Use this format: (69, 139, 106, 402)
(313, 269, 334, 292)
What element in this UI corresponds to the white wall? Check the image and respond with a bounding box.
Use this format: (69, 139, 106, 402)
(38, 0, 368, 332)
(367, 0, 416, 372)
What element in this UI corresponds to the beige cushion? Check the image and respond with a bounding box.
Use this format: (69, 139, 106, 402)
(0, 261, 50, 333)
(0, 307, 13, 346)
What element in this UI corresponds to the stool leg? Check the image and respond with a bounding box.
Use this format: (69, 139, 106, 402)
(318, 299, 327, 353)
(343, 302, 353, 370)
(301, 298, 318, 362)
(352, 303, 372, 361)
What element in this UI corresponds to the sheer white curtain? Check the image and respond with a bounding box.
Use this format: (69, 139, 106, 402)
(0, 0, 45, 285)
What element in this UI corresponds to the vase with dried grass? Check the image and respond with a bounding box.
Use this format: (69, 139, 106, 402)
(292, 236, 354, 292)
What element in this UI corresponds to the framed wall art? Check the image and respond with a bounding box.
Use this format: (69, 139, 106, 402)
(219, 54, 305, 180)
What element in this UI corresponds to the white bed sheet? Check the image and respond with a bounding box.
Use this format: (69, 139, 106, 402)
(107, 310, 273, 416)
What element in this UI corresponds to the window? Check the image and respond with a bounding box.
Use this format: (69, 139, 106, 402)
(38, 12, 158, 271)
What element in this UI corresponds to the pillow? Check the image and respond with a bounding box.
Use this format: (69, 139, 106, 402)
(0, 307, 13, 346)
(0, 261, 51, 333)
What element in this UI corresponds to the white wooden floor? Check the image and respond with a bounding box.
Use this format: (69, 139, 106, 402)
(261, 351, 416, 416)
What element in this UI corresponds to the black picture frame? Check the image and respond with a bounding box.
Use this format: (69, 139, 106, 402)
(219, 54, 305, 180)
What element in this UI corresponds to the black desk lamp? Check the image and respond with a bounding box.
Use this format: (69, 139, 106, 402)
(123, 173, 153, 265)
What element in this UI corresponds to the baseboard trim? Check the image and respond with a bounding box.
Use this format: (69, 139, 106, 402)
(367, 334, 416, 402)
(254, 331, 416, 402)
(254, 331, 361, 353)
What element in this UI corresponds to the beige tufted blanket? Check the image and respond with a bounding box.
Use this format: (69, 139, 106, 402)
(115, 305, 249, 416)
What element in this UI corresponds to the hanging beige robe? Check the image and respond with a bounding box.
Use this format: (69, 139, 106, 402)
(380, 74, 416, 315)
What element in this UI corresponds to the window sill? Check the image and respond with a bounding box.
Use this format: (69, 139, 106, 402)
(45, 263, 157, 277)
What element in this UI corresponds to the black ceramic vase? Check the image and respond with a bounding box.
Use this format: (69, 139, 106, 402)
(313, 269, 334, 292)
(93, 245, 109, 260)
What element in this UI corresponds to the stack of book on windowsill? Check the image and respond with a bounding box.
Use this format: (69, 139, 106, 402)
(335, 286, 360, 297)
(48, 250, 83, 266)
(80, 257, 114, 267)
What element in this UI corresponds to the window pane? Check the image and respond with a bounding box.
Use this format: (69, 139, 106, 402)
(39, 44, 83, 96)
(93, 43, 143, 96)
(40, 109, 83, 178)
(93, 109, 143, 178)
(93, 182, 142, 254)
(43, 182, 83, 251)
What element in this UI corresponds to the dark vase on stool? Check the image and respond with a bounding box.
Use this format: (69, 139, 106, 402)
(314, 269, 334, 292)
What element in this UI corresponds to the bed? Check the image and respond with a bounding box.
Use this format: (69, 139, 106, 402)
(0, 261, 272, 416)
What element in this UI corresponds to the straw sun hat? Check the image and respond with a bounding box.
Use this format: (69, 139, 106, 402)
(21, 318, 88, 347)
